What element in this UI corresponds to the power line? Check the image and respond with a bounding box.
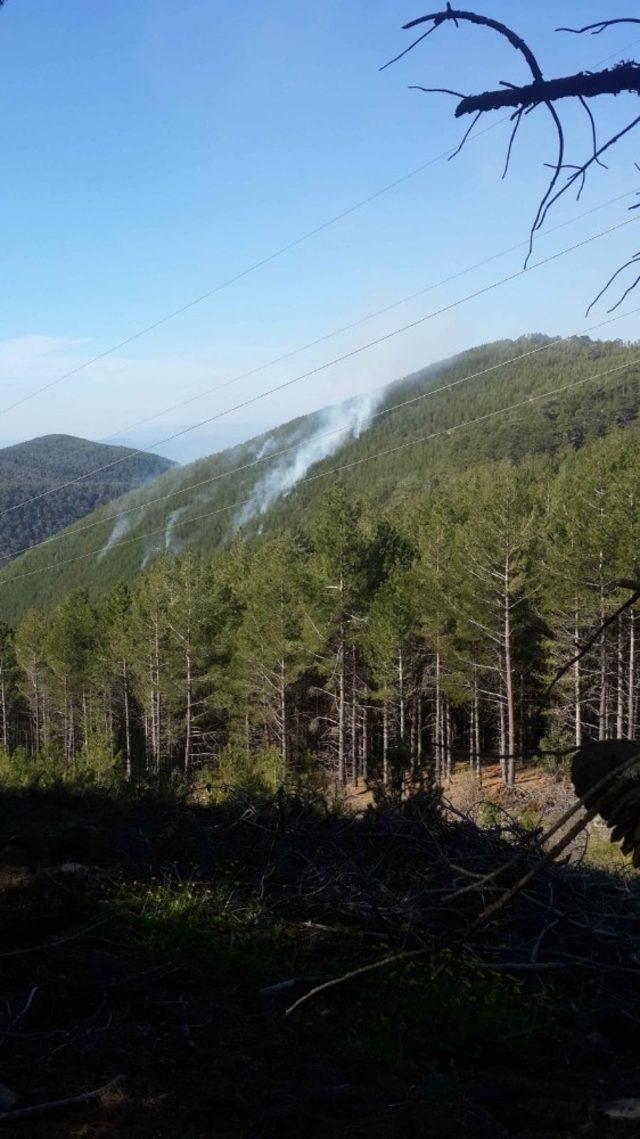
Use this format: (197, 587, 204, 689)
(3, 353, 638, 587)
(0, 24, 631, 503)
(2, 211, 637, 524)
(1, 29, 632, 426)
(94, 186, 639, 446)
(3, 302, 637, 564)
(593, 36, 640, 65)
(0, 118, 510, 419)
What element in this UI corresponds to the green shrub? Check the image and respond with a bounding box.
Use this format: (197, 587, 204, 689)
(201, 744, 286, 801)
(478, 798, 501, 828)
(0, 736, 122, 791)
(519, 805, 541, 833)
(0, 744, 65, 789)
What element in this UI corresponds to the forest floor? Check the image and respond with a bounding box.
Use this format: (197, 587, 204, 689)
(347, 763, 628, 870)
(0, 780, 638, 1137)
(345, 761, 552, 811)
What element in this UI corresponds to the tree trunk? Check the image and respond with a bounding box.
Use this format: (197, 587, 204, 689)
(498, 697, 507, 785)
(154, 623, 161, 775)
(123, 660, 132, 780)
(68, 699, 75, 765)
(382, 700, 389, 787)
(628, 610, 636, 740)
(445, 697, 453, 783)
(504, 553, 516, 786)
(351, 646, 358, 785)
(361, 702, 368, 784)
(398, 646, 405, 742)
(616, 616, 625, 739)
(337, 574, 346, 785)
(574, 612, 582, 748)
(434, 645, 442, 784)
(82, 689, 88, 751)
(32, 675, 40, 756)
(416, 690, 423, 770)
(185, 650, 193, 776)
(0, 667, 7, 752)
(474, 677, 481, 784)
(598, 569, 607, 741)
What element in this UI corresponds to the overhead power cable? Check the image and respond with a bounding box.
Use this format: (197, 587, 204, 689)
(2, 301, 637, 564)
(0, 118, 510, 418)
(593, 36, 640, 64)
(1, 210, 637, 524)
(3, 352, 638, 587)
(0, 29, 631, 424)
(96, 185, 639, 446)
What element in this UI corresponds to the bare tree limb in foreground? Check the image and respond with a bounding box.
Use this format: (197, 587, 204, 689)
(0, 1075, 124, 1126)
(384, 6, 640, 306)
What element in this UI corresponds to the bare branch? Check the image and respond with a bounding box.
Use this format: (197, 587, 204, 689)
(557, 19, 640, 37)
(449, 109, 483, 159)
(387, 7, 640, 305)
(401, 7, 543, 81)
(409, 85, 469, 98)
(578, 95, 608, 170)
(502, 108, 524, 179)
(380, 25, 439, 71)
(534, 112, 640, 233)
(544, 584, 640, 700)
(0, 1076, 124, 1126)
(455, 64, 640, 117)
(586, 252, 640, 314)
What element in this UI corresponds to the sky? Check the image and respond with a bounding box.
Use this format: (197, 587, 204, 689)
(1, 0, 639, 463)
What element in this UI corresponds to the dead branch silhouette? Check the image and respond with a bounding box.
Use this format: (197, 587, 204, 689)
(385, 6, 640, 307)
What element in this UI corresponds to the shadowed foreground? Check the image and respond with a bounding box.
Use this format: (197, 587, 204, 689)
(0, 782, 639, 1137)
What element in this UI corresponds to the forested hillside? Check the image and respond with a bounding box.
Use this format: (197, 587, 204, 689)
(0, 434, 174, 562)
(0, 334, 639, 794)
(0, 335, 637, 618)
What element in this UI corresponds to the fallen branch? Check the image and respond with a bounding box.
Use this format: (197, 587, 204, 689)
(0, 1075, 124, 1125)
(286, 749, 640, 1016)
(285, 949, 430, 1017)
(0, 917, 108, 960)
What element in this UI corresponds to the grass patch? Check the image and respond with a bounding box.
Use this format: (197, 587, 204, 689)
(108, 878, 286, 979)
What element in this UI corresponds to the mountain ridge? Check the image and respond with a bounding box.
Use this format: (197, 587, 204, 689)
(0, 433, 175, 567)
(0, 333, 637, 620)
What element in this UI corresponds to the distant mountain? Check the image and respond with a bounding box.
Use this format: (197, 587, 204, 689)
(1, 335, 638, 620)
(110, 421, 276, 464)
(0, 434, 175, 562)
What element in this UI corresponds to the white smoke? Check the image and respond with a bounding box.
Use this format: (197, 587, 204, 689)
(140, 486, 217, 569)
(138, 504, 190, 567)
(141, 544, 163, 570)
(234, 389, 383, 528)
(253, 435, 279, 462)
(164, 505, 189, 552)
(98, 512, 132, 561)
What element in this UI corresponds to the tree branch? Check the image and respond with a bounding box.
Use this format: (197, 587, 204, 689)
(544, 583, 640, 700)
(454, 64, 640, 117)
(0, 1076, 124, 1126)
(557, 19, 640, 37)
(401, 7, 543, 81)
(386, 7, 640, 305)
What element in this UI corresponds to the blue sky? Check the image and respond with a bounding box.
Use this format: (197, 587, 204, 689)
(1, 1, 639, 461)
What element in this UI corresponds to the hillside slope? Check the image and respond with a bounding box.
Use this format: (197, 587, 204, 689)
(0, 434, 174, 563)
(0, 335, 638, 619)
